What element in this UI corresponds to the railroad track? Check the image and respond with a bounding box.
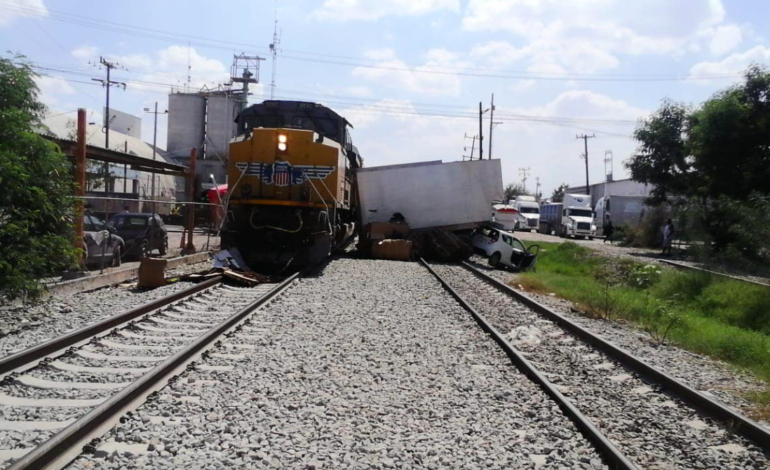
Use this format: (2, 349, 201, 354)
(0, 274, 297, 470)
(421, 259, 770, 469)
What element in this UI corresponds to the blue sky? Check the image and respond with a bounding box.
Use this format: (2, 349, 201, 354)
(2, 0, 769, 195)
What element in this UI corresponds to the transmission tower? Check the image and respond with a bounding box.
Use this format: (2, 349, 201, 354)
(519, 167, 531, 193)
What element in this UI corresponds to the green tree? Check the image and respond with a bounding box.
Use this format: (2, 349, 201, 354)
(0, 55, 76, 299)
(503, 183, 526, 202)
(626, 65, 770, 258)
(551, 183, 569, 202)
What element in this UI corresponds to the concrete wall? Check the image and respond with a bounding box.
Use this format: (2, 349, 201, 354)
(357, 159, 503, 230)
(167, 94, 206, 159)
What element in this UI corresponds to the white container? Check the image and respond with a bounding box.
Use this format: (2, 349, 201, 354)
(357, 159, 503, 231)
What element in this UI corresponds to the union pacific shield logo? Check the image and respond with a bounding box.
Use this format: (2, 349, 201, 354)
(235, 162, 335, 187)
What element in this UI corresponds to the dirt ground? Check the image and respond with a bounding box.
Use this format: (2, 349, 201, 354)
(511, 229, 664, 264)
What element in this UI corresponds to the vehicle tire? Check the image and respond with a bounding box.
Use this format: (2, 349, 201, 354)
(111, 245, 122, 267)
(558, 227, 565, 238)
(588, 236, 594, 241)
(139, 240, 149, 259)
(488, 252, 501, 268)
(159, 237, 168, 256)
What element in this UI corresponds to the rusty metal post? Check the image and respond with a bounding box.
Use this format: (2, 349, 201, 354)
(182, 148, 197, 254)
(74, 108, 87, 266)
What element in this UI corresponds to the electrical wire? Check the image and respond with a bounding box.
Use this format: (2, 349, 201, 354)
(0, 1, 743, 83)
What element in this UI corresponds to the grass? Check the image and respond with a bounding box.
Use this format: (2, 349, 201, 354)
(515, 241, 770, 420)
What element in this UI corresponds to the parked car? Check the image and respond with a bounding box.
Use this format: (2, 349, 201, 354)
(472, 224, 539, 271)
(108, 213, 169, 260)
(83, 215, 124, 267)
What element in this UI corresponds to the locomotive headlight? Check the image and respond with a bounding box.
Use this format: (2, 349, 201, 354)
(277, 142, 287, 152)
(278, 134, 288, 143)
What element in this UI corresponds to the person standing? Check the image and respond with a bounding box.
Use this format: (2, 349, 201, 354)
(662, 218, 674, 256)
(604, 219, 614, 245)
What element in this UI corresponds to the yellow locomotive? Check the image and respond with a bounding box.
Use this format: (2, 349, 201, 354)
(223, 100, 362, 268)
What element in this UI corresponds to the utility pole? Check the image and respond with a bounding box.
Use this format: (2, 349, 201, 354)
(478, 102, 483, 161)
(488, 93, 494, 159)
(463, 133, 477, 161)
(535, 177, 541, 202)
(144, 103, 168, 212)
(92, 56, 125, 219)
(519, 167, 531, 193)
(576, 133, 595, 195)
(479, 101, 490, 161)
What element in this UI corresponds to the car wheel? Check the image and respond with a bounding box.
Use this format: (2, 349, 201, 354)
(139, 240, 149, 259)
(488, 252, 501, 268)
(159, 237, 168, 256)
(111, 245, 122, 267)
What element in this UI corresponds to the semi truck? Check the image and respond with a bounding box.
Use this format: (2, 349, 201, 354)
(538, 194, 596, 239)
(509, 195, 540, 231)
(594, 195, 648, 236)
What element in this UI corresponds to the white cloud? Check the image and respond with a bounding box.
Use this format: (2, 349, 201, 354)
(341, 90, 646, 195)
(34, 75, 76, 108)
(708, 24, 743, 56)
(311, 0, 459, 21)
(352, 48, 464, 96)
(0, 0, 47, 27)
(463, 0, 739, 73)
(71, 45, 99, 61)
(689, 45, 770, 79)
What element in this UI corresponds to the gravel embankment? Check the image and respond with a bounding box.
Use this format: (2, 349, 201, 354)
(0, 261, 212, 358)
(69, 258, 606, 469)
(432, 262, 768, 469)
(467, 255, 768, 416)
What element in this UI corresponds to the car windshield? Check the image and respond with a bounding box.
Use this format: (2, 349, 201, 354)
(569, 209, 593, 218)
(520, 207, 539, 214)
(113, 216, 148, 228)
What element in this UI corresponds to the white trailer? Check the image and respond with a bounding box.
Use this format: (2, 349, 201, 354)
(594, 195, 647, 236)
(356, 159, 503, 230)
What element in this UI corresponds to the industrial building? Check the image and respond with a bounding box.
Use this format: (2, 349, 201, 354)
(41, 111, 177, 216)
(567, 178, 652, 208)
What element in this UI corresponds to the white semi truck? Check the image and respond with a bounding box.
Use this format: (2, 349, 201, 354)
(560, 194, 596, 239)
(509, 195, 540, 232)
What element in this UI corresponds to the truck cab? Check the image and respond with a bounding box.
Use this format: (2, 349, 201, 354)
(560, 194, 596, 239)
(509, 195, 540, 232)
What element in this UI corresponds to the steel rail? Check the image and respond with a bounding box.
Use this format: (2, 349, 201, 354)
(461, 260, 770, 451)
(658, 259, 770, 289)
(7, 271, 299, 470)
(420, 259, 639, 470)
(0, 277, 222, 377)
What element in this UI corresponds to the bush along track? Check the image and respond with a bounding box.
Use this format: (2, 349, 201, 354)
(511, 242, 770, 420)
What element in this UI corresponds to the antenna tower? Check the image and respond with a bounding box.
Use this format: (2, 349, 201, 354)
(269, 6, 281, 100)
(604, 150, 614, 182)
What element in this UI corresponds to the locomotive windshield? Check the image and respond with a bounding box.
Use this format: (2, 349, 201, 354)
(236, 100, 348, 145)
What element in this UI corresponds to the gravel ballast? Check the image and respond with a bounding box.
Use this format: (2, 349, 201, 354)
(432, 262, 768, 469)
(68, 258, 607, 470)
(467, 255, 768, 418)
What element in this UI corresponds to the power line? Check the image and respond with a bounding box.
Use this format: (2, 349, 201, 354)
(0, 1, 744, 83)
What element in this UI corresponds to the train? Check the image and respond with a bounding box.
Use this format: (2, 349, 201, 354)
(222, 100, 363, 269)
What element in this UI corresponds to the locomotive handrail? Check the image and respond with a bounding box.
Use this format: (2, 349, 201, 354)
(303, 173, 334, 236)
(316, 173, 339, 232)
